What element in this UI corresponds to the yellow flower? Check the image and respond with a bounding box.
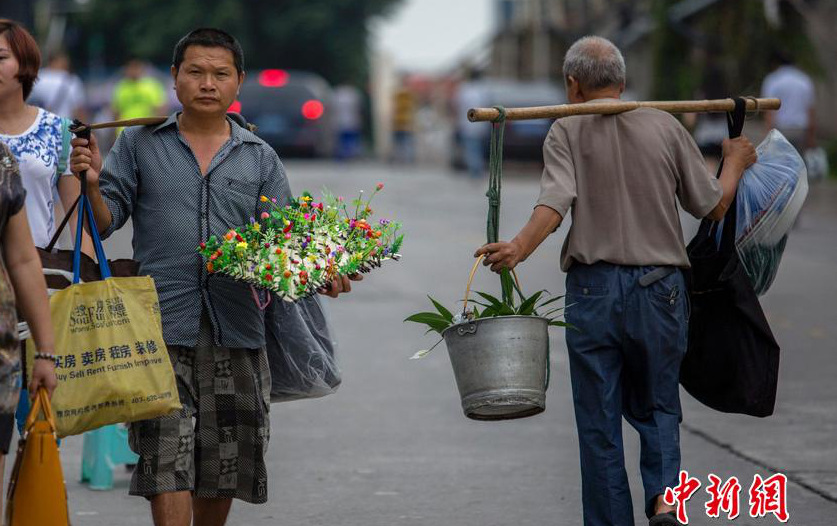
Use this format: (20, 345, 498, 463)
(260, 195, 269, 202)
(236, 241, 248, 251)
(253, 222, 261, 231)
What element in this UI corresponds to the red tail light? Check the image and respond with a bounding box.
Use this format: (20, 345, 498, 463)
(228, 100, 242, 113)
(258, 69, 289, 87)
(302, 100, 324, 120)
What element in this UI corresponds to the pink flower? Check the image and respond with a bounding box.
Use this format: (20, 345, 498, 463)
(260, 212, 270, 220)
(284, 233, 292, 240)
(376, 182, 384, 191)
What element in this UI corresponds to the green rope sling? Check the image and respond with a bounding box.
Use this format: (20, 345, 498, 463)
(484, 105, 550, 390)
(485, 106, 519, 307)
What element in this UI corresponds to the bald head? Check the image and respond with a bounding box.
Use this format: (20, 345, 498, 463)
(563, 36, 626, 92)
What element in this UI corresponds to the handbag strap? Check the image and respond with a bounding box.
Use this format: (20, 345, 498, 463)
(44, 119, 79, 252)
(23, 388, 57, 436)
(45, 195, 80, 252)
(71, 121, 112, 283)
(717, 98, 746, 256)
(697, 97, 747, 252)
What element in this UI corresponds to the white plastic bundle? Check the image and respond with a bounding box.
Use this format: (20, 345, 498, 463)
(717, 130, 808, 295)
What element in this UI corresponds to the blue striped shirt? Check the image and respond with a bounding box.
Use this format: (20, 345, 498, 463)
(99, 113, 292, 348)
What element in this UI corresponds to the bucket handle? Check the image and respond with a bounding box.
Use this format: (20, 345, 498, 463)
(462, 254, 521, 313)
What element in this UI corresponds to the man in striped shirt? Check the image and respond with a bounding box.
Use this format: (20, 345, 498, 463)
(70, 28, 355, 526)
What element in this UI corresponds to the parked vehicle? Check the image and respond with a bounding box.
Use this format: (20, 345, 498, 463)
(234, 69, 334, 157)
(452, 80, 564, 168)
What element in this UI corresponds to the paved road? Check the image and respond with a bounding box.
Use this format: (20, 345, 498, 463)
(20, 160, 837, 525)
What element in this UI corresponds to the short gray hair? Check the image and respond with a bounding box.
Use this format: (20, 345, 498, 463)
(562, 36, 626, 90)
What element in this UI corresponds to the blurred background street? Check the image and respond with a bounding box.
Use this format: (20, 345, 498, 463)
(51, 159, 837, 524)
(2, 0, 837, 524)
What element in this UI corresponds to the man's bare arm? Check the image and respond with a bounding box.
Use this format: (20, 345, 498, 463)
(706, 137, 757, 222)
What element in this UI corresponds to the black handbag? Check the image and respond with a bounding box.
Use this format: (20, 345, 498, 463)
(39, 196, 139, 286)
(680, 98, 781, 418)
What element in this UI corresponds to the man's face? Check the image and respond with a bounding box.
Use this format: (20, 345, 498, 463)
(125, 60, 144, 80)
(172, 45, 243, 117)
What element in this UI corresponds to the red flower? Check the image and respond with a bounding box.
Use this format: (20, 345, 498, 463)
(265, 274, 273, 281)
(235, 233, 243, 242)
(284, 270, 292, 278)
(265, 264, 272, 270)
(199, 242, 206, 250)
(376, 182, 384, 191)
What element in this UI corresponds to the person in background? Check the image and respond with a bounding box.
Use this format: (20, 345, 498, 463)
(761, 49, 816, 154)
(112, 58, 168, 122)
(475, 36, 756, 526)
(333, 84, 363, 160)
(456, 69, 488, 178)
(391, 81, 415, 164)
(0, 143, 58, 517)
(27, 50, 88, 121)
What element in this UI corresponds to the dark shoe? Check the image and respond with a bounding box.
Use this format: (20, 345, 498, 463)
(649, 511, 683, 526)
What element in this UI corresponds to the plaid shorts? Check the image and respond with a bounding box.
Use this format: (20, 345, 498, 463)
(128, 327, 271, 503)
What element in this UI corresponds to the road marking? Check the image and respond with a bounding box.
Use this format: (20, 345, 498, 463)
(682, 423, 837, 505)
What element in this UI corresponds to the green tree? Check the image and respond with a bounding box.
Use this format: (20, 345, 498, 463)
(650, 0, 819, 100)
(69, 0, 404, 86)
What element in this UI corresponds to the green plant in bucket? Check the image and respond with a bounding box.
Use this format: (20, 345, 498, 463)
(405, 259, 570, 359)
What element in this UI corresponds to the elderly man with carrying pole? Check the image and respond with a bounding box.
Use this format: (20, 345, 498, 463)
(475, 36, 757, 526)
(70, 28, 357, 526)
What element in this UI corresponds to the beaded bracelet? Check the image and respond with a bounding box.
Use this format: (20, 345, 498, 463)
(34, 352, 57, 362)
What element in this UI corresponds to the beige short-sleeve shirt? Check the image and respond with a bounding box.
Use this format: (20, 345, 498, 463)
(536, 102, 722, 271)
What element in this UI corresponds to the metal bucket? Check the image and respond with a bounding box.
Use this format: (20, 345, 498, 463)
(443, 315, 549, 421)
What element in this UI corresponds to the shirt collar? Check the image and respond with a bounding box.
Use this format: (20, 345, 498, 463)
(586, 97, 622, 103)
(152, 112, 262, 144)
(152, 112, 180, 133)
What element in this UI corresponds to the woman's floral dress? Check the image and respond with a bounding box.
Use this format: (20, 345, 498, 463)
(0, 143, 26, 414)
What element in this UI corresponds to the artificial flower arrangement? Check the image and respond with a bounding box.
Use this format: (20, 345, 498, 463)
(199, 183, 403, 301)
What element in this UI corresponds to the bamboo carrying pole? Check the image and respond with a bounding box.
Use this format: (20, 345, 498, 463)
(71, 116, 258, 133)
(72, 117, 169, 131)
(467, 97, 780, 122)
